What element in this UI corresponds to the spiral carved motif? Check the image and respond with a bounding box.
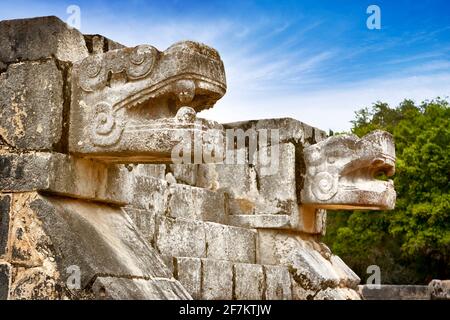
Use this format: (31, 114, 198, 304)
(78, 45, 157, 92)
(311, 172, 338, 201)
(127, 45, 157, 79)
(79, 55, 107, 92)
(89, 102, 124, 147)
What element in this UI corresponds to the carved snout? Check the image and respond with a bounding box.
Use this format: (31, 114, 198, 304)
(301, 130, 396, 211)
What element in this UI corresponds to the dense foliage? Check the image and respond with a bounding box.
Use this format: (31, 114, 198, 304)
(324, 98, 450, 284)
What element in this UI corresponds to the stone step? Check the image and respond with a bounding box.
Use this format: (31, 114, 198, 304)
(131, 175, 227, 224)
(174, 257, 292, 300)
(124, 208, 257, 265)
(0, 192, 190, 300)
(172, 257, 360, 300)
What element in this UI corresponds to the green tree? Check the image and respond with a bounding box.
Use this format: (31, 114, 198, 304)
(324, 98, 450, 284)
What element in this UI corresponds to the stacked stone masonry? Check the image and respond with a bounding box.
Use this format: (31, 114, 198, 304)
(0, 16, 402, 300)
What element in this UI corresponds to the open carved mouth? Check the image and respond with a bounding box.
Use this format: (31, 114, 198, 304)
(69, 41, 227, 162)
(122, 77, 226, 125)
(302, 130, 397, 210)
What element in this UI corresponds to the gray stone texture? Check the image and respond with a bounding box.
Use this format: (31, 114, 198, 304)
(92, 276, 191, 300)
(205, 222, 256, 263)
(264, 265, 292, 300)
(234, 263, 264, 300)
(358, 284, 428, 300)
(156, 216, 206, 258)
(28, 194, 173, 289)
(0, 16, 88, 63)
(0, 262, 10, 300)
(0, 60, 64, 151)
(201, 259, 233, 300)
(0, 194, 10, 257)
(174, 257, 202, 299)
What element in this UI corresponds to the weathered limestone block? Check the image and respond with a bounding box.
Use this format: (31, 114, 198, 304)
(191, 188, 227, 224)
(429, 280, 450, 300)
(257, 230, 340, 291)
(0, 60, 63, 150)
(0, 262, 10, 300)
(358, 284, 429, 300)
(92, 277, 191, 300)
(197, 161, 258, 215)
(132, 164, 166, 180)
(301, 130, 396, 210)
(288, 247, 340, 291)
(205, 222, 256, 263)
(201, 259, 233, 300)
(4, 192, 69, 299)
(28, 194, 173, 289)
(169, 164, 198, 186)
(123, 207, 156, 246)
(234, 263, 264, 300)
(9, 266, 67, 300)
(291, 278, 316, 300)
(0, 194, 10, 258)
(256, 142, 297, 215)
(51, 155, 133, 204)
(228, 214, 291, 229)
(174, 257, 202, 299)
(314, 287, 361, 300)
(167, 184, 226, 223)
(130, 175, 227, 224)
(223, 118, 327, 146)
(0, 152, 131, 204)
(330, 255, 360, 288)
(156, 216, 206, 258)
(264, 265, 292, 300)
(0, 16, 88, 63)
(132, 175, 168, 211)
(0, 153, 54, 191)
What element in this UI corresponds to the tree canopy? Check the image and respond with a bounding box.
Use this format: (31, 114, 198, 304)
(324, 98, 450, 284)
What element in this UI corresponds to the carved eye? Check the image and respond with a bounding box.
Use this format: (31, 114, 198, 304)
(83, 55, 102, 78)
(78, 55, 107, 92)
(311, 172, 338, 201)
(127, 45, 157, 79)
(130, 46, 146, 65)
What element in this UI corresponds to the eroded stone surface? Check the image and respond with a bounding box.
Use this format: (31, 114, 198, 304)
(174, 257, 202, 299)
(0, 194, 10, 257)
(69, 41, 227, 161)
(205, 222, 256, 263)
(314, 287, 361, 300)
(156, 217, 206, 258)
(429, 280, 450, 300)
(29, 194, 173, 287)
(0, 60, 63, 151)
(302, 130, 396, 210)
(234, 263, 264, 300)
(264, 265, 292, 300)
(0, 262, 10, 300)
(201, 259, 233, 300)
(0, 16, 88, 63)
(92, 277, 191, 300)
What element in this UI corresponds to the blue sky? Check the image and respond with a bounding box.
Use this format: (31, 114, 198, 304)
(1, 0, 449, 131)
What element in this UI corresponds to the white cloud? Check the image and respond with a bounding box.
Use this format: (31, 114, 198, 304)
(2, 4, 448, 134)
(200, 72, 450, 132)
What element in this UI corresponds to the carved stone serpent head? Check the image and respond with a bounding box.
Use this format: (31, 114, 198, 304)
(69, 41, 226, 163)
(301, 130, 396, 210)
